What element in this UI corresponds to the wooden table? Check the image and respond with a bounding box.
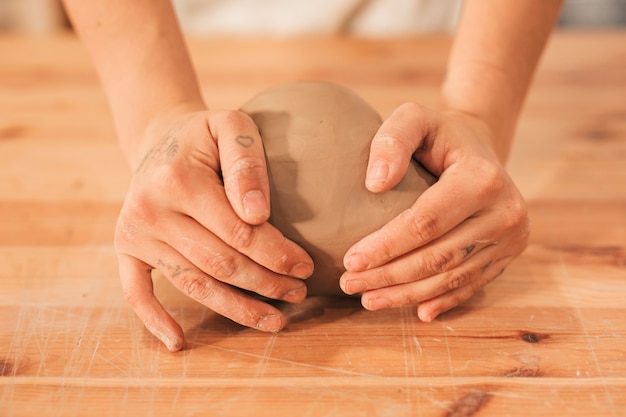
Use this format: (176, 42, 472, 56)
(1, 32, 625, 416)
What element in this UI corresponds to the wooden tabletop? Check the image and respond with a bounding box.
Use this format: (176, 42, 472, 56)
(1, 31, 625, 416)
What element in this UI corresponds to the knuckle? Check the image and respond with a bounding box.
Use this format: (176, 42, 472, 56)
(372, 130, 414, 159)
(517, 218, 531, 249)
(374, 235, 396, 264)
(152, 163, 186, 197)
(230, 156, 265, 177)
(224, 156, 266, 194)
(448, 293, 464, 310)
(483, 160, 504, 186)
(180, 273, 215, 301)
(400, 290, 423, 307)
(445, 270, 471, 291)
(405, 208, 439, 244)
(372, 131, 405, 149)
(501, 196, 530, 233)
(259, 279, 288, 299)
(374, 266, 397, 288)
(475, 161, 506, 198)
(423, 250, 452, 274)
(114, 221, 135, 251)
(228, 219, 257, 250)
(114, 219, 136, 244)
(125, 192, 158, 225)
(397, 101, 425, 116)
(122, 286, 141, 308)
(470, 276, 487, 293)
(520, 216, 531, 238)
(219, 109, 254, 128)
(513, 199, 530, 227)
(201, 253, 238, 281)
(114, 198, 156, 250)
(266, 246, 290, 274)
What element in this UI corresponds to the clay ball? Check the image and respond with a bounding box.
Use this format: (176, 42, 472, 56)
(241, 82, 436, 295)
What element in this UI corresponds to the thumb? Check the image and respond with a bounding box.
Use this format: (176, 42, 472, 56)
(366, 102, 435, 192)
(210, 110, 271, 225)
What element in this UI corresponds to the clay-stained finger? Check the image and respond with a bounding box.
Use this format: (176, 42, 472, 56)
(210, 110, 271, 225)
(151, 160, 313, 279)
(161, 212, 308, 302)
(344, 158, 503, 272)
(139, 240, 289, 333)
(358, 247, 509, 313)
(416, 257, 512, 322)
(118, 254, 185, 352)
(340, 216, 502, 294)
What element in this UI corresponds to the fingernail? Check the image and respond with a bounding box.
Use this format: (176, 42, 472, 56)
(344, 253, 368, 271)
(149, 326, 183, 352)
(289, 262, 313, 279)
(284, 286, 307, 303)
(418, 309, 436, 322)
(163, 335, 184, 352)
(341, 279, 367, 295)
(257, 314, 283, 332)
(243, 190, 269, 221)
(366, 160, 389, 190)
(367, 297, 391, 311)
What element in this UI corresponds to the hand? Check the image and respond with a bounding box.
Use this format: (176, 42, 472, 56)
(339, 102, 530, 321)
(114, 105, 314, 351)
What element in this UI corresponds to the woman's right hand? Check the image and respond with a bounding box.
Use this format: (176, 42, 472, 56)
(114, 105, 314, 351)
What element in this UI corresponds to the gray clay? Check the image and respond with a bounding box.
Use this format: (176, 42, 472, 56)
(241, 82, 436, 295)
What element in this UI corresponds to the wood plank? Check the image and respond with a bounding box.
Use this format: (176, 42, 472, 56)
(1, 31, 625, 416)
(2, 379, 626, 417)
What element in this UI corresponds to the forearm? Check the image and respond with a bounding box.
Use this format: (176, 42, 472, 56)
(441, 0, 563, 161)
(62, 0, 204, 166)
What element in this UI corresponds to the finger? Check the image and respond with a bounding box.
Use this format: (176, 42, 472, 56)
(416, 257, 511, 322)
(344, 158, 503, 272)
(210, 110, 271, 225)
(186, 186, 314, 278)
(359, 248, 511, 314)
(158, 154, 313, 279)
(340, 215, 501, 294)
(161, 212, 307, 303)
(366, 102, 437, 193)
(141, 240, 289, 333)
(118, 254, 185, 352)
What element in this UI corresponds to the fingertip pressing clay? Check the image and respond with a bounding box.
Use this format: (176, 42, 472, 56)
(241, 82, 436, 295)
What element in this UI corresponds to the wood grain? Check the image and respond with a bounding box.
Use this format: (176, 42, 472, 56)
(1, 32, 625, 416)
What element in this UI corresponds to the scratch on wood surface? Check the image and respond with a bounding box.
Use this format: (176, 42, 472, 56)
(95, 344, 129, 375)
(443, 322, 455, 378)
(412, 336, 423, 355)
(446, 392, 492, 417)
(190, 342, 380, 377)
(400, 307, 417, 416)
(254, 333, 277, 378)
(558, 252, 618, 412)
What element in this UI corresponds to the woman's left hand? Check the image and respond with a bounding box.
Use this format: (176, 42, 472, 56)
(339, 102, 530, 322)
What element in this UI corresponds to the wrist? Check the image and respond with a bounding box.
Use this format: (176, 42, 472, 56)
(439, 108, 503, 164)
(439, 61, 523, 162)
